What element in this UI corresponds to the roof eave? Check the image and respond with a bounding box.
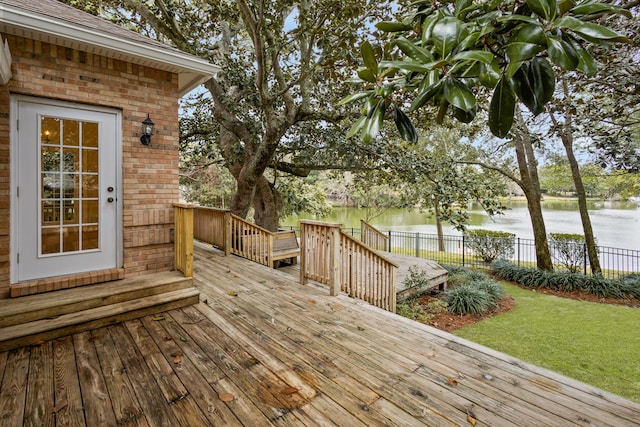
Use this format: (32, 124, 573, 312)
(0, 4, 219, 94)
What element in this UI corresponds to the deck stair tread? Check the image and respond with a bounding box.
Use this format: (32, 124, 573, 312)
(0, 273, 199, 352)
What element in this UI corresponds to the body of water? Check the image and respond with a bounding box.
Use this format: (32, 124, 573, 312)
(282, 200, 640, 250)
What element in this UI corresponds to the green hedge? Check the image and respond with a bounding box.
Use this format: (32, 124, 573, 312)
(465, 229, 515, 262)
(491, 260, 639, 300)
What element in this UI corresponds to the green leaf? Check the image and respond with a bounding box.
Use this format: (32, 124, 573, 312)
(361, 41, 378, 75)
(451, 50, 494, 64)
(357, 68, 376, 83)
(527, 0, 557, 20)
(375, 21, 413, 32)
(346, 116, 366, 139)
(379, 60, 436, 73)
(571, 3, 632, 19)
(547, 35, 579, 70)
(511, 64, 542, 115)
(444, 78, 476, 112)
(410, 79, 444, 111)
(513, 24, 547, 46)
(528, 57, 555, 106)
(393, 106, 418, 143)
(395, 37, 432, 63)
(489, 77, 516, 138)
(336, 91, 373, 106)
(495, 14, 541, 26)
(479, 60, 500, 87)
(571, 22, 631, 43)
(558, 0, 575, 16)
(453, 105, 477, 123)
(421, 14, 440, 44)
(505, 42, 545, 62)
(569, 38, 597, 76)
(432, 16, 463, 58)
(361, 100, 385, 143)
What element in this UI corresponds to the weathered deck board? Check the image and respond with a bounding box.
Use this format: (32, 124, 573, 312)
(0, 243, 639, 426)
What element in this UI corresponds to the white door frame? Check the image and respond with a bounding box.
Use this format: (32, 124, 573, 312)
(10, 95, 123, 283)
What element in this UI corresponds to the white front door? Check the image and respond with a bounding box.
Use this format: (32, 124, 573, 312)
(12, 97, 121, 282)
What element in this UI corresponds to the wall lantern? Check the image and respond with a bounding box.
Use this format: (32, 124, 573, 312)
(140, 114, 155, 145)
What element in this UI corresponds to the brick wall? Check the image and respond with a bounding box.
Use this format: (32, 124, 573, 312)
(0, 35, 181, 297)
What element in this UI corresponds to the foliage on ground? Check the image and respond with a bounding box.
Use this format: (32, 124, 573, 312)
(397, 266, 505, 318)
(491, 259, 640, 299)
(454, 282, 640, 403)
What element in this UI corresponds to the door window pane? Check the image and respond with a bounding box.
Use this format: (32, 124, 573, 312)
(40, 116, 100, 255)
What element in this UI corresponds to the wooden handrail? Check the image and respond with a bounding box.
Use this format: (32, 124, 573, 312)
(360, 219, 389, 252)
(300, 220, 398, 312)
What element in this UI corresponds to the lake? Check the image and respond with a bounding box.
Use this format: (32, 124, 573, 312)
(282, 200, 640, 250)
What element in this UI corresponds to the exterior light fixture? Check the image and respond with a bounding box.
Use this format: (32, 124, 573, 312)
(140, 114, 155, 145)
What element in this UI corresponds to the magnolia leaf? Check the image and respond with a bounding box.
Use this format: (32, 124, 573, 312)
(219, 393, 235, 402)
(479, 60, 500, 87)
(558, 0, 575, 15)
(495, 14, 540, 26)
(570, 39, 597, 76)
(357, 68, 376, 83)
(444, 78, 476, 112)
(432, 16, 463, 58)
(513, 24, 547, 46)
(336, 91, 373, 106)
(547, 36, 579, 70)
(451, 50, 494, 64)
(396, 37, 432, 63)
(361, 99, 385, 143)
(528, 57, 555, 107)
(453, 106, 476, 123)
(421, 14, 440, 44)
(571, 3, 632, 19)
(571, 22, 631, 43)
(410, 78, 444, 111)
(506, 42, 545, 62)
(527, 0, 557, 20)
(393, 106, 418, 143)
(489, 77, 516, 138)
(467, 413, 478, 426)
(376, 21, 413, 32)
(346, 116, 366, 139)
(511, 64, 541, 115)
(447, 377, 459, 386)
(379, 60, 435, 73)
(361, 41, 378, 75)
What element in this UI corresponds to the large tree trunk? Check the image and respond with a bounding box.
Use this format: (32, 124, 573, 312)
(513, 113, 554, 271)
(551, 80, 602, 274)
(253, 176, 281, 232)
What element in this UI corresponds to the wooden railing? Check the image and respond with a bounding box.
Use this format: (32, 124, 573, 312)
(300, 220, 398, 312)
(187, 206, 299, 268)
(173, 203, 194, 277)
(360, 219, 389, 251)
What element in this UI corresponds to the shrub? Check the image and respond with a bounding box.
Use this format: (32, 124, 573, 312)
(447, 272, 474, 288)
(582, 275, 626, 299)
(396, 299, 432, 322)
(402, 266, 431, 294)
(444, 285, 491, 314)
(465, 229, 515, 262)
(476, 279, 505, 305)
(620, 274, 640, 299)
(549, 233, 590, 273)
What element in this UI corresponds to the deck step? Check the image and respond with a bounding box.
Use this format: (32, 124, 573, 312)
(0, 272, 200, 352)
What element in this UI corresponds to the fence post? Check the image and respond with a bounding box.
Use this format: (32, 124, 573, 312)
(388, 231, 392, 252)
(517, 237, 520, 266)
(462, 234, 465, 267)
(584, 242, 588, 275)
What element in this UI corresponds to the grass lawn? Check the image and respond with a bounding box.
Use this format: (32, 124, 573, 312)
(454, 282, 640, 403)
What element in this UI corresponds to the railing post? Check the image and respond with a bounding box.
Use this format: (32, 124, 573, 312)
(517, 237, 520, 266)
(415, 232, 420, 258)
(223, 211, 231, 256)
(329, 225, 341, 296)
(584, 242, 588, 275)
(300, 222, 307, 285)
(174, 204, 194, 278)
(388, 231, 392, 252)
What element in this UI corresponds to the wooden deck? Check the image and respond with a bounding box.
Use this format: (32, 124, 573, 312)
(1, 243, 639, 426)
(386, 252, 449, 299)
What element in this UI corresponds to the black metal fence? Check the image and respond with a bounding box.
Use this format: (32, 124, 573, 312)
(283, 225, 639, 279)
